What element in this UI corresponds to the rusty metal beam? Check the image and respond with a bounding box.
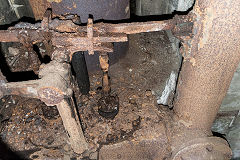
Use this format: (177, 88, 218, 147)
(0, 15, 191, 57)
(0, 18, 178, 42)
(100, 20, 175, 34)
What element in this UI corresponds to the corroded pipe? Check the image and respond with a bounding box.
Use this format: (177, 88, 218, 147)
(174, 0, 240, 133)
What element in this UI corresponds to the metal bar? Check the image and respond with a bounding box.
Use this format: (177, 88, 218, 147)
(99, 52, 110, 95)
(0, 30, 44, 43)
(2, 80, 40, 99)
(51, 33, 128, 46)
(100, 20, 175, 34)
(56, 99, 88, 154)
(0, 19, 174, 43)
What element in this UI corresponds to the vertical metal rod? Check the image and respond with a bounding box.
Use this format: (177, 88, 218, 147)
(99, 52, 110, 95)
(56, 99, 88, 154)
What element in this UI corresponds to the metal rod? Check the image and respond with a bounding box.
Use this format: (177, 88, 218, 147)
(99, 52, 110, 95)
(56, 99, 88, 154)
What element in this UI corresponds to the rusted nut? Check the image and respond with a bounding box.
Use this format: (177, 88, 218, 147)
(172, 137, 232, 160)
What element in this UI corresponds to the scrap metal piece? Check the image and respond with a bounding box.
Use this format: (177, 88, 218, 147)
(98, 52, 120, 119)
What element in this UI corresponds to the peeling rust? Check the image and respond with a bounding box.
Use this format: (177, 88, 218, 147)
(29, 0, 50, 20)
(99, 52, 110, 95)
(1, 4, 236, 157)
(38, 87, 64, 105)
(174, 0, 240, 133)
(0, 14, 187, 59)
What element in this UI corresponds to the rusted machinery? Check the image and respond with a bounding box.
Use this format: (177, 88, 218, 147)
(0, 0, 240, 158)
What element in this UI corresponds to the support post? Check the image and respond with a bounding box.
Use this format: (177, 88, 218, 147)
(171, 0, 240, 158)
(174, 0, 240, 132)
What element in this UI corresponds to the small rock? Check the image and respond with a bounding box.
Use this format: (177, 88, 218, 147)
(129, 98, 136, 104)
(63, 144, 71, 152)
(89, 152, 98, 159)
(8, 47, 19, 56)
(34, 117, 42, 126)
(26, 117, 33, 123)
(46, 136, 54, 145)
(145, 90, 152, 97)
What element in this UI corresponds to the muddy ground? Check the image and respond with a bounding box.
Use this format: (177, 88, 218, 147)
(0, 31, 178, 159)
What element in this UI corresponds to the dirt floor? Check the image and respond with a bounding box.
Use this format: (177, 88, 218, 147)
(0, 31, 176, 159)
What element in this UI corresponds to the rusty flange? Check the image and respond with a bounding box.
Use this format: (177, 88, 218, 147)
(172, 137, 232, 160)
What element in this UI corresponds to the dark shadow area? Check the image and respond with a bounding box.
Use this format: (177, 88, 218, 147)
(0, 16, 38, 30)
(212, 131, 228, 142)
(0, 138, 24, 160)
(0, 44, 38, 82)
(33, 44, 51, 64)
(71, 51, 90, 95)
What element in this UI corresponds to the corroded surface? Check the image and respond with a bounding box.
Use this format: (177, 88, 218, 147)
(174, 0, 240, 132)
